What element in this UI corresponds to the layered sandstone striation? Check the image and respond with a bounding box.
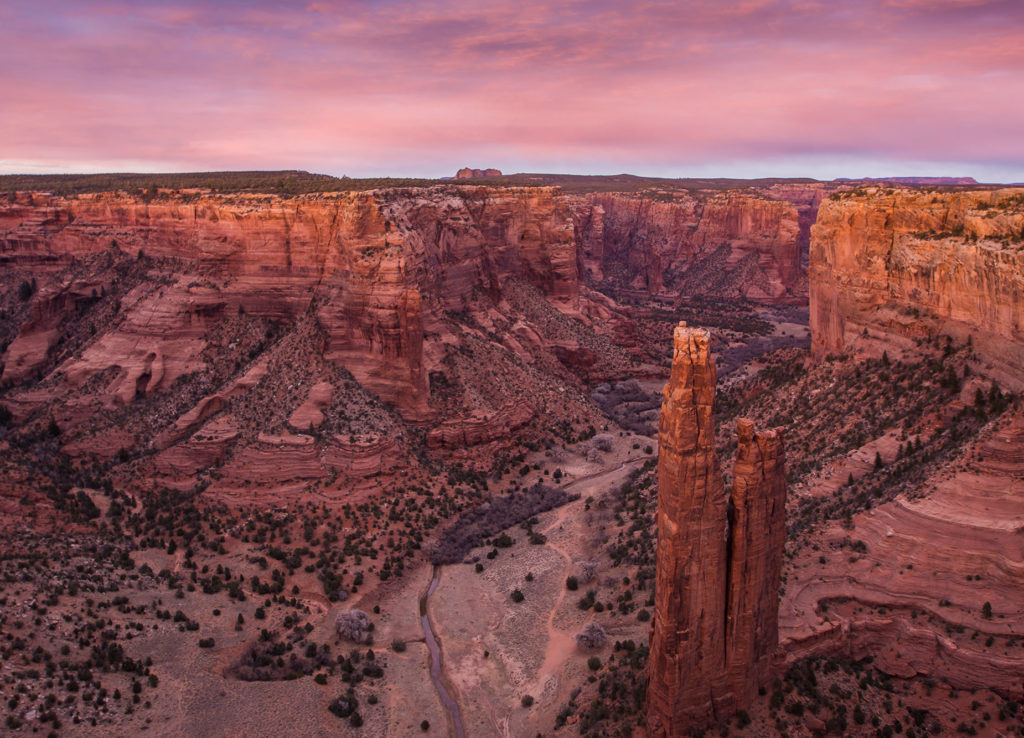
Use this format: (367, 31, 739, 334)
(810, 187, 1024, 384)
(648, 323, 787, 735)
(781, 413, 1024, 699)
(573, 191, 806, 303)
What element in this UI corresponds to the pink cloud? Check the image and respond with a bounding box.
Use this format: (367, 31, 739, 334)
(0, 0, 1022, 180)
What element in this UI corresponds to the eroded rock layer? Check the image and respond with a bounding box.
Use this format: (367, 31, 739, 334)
(781, 412, 1024, 700)
(810, 187, 1024, 384)
(648, 323, 787, 735)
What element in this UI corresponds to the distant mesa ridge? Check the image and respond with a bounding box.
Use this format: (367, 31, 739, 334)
(833, 176, 978, 185)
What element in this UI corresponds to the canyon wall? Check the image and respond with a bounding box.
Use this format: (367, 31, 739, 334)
(648, 323, 787, 735)
(573, 191, 806, 303)
(810, 187, 1024, 384)
(0, 186, 580, 420)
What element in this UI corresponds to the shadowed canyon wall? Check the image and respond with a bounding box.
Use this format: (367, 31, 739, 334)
(810, 187, 1024, 385)
(573, 191, 808, 303)
(648, 323, 787, 736)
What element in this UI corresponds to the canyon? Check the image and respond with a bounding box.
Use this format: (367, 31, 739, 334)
(1, 175, 1023, 738)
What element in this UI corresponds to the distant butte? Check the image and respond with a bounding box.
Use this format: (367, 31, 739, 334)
(454, 167, 502, 179)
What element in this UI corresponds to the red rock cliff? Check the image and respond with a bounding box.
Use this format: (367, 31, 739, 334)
(648, 323, 787, 736)
(809, 187, 1024, 384)
(0, 186, 579, 419)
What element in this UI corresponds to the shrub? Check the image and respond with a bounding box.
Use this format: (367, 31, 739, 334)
(565, 575, 579, 591)
(329, 695, 358, 719)
(521, 695, 534, 708)
(17, 279, 34, 301)
(511, 589, 525, 603)
(580, 561, 598, 582)
(198, 638, 215, 648)
(431, 484, 578, 564)
(391, 639, 407, 653)
(587, 656, 602, 671)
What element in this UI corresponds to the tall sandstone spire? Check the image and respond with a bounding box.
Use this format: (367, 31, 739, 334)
(648, 323, 787, 736)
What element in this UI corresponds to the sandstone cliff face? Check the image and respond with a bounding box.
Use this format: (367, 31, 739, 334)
(810, 187, 1024, 384)
(573, 191, 805, 303)
(648, 323, 787, 735)
(0, 187, 580, 419)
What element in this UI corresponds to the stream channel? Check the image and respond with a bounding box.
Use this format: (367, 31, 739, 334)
(420, 565, 466, 738)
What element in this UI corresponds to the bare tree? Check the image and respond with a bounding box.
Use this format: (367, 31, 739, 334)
(335, 609, 371, 642)
(575, 622, 607, 651)
(580, 561, 599, 583)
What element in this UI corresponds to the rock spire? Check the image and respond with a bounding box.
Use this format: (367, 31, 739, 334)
(648, 323, 787, 736)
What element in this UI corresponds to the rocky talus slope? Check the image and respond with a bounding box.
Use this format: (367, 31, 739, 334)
(648, 323, 787, 735)
(810, 187, 1024, 385)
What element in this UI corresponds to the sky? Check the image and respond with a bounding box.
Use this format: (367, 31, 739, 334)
(2, 0, 1023, 181)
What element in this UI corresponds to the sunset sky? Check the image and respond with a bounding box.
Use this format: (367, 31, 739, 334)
(2, 0, 1022, 181)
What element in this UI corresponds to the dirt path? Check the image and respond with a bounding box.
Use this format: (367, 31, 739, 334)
(536, 457, 648, 684)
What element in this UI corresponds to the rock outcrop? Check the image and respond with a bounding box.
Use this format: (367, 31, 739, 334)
(425, 399, 534, 451)
(573, 191, 806, 303)
(809, 187, 1024, 385)
(726, 419, 787, 707)
(648, 323, 787, 736)
(780, 413, 1024, 700)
